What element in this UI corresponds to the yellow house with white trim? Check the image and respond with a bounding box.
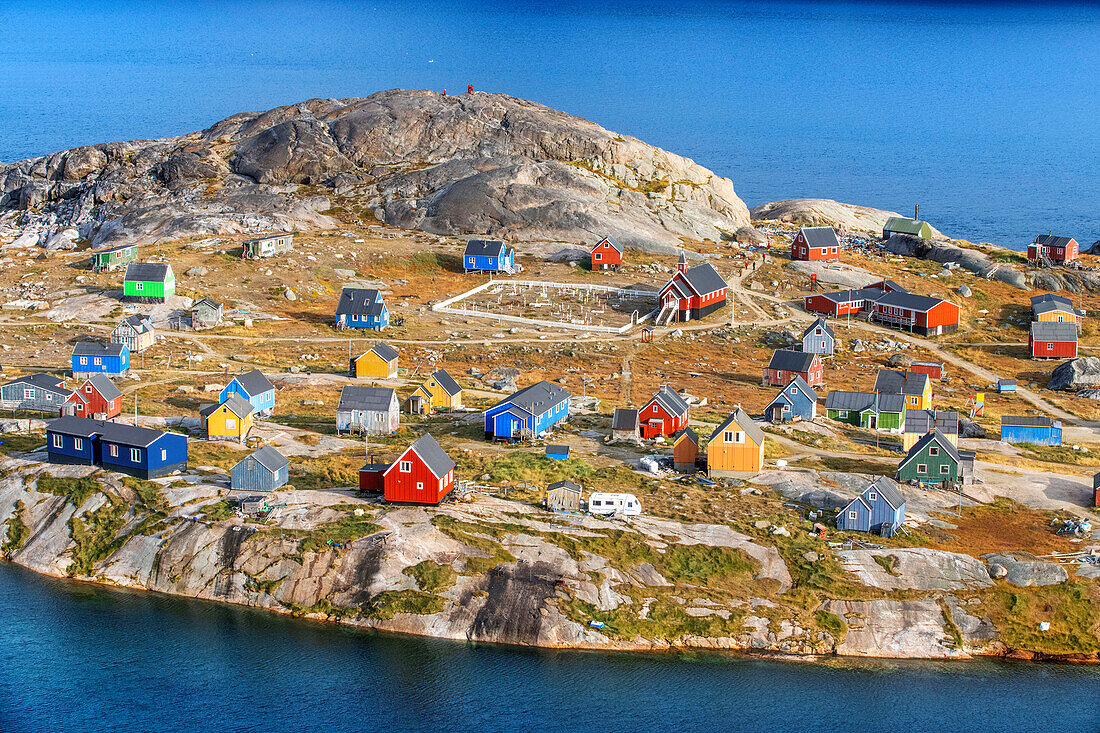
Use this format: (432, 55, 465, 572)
(201, 394, 254, 441)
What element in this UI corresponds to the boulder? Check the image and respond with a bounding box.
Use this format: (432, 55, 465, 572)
(1048, 357, 1100, 391)
(983, 553, 1068, 586)
(731, 225, 766, 244)
(43, 228, 79, 250)
(958, 416, 987, 438)
(957, 284, 972, 297)
(887, 353, 913, 368)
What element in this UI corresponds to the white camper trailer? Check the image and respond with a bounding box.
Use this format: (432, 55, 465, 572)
(586, 492, 642, 516)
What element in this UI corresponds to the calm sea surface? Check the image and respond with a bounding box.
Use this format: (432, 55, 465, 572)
(0, 564, 1098, 732)
(2, 1, 1099, 249)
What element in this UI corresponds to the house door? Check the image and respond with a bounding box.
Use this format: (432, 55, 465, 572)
(868, 414, 877, 430)
(770, 405, 785, 422)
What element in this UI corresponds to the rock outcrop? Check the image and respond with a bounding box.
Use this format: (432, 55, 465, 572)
(882, 234, 1027, 290)
(750, 198, 920, 234)
(984, 554, 1068, 587)
(835, 548, 993, 592)
(1047, 357, 1100, 391)
(0, 90, 750, 253)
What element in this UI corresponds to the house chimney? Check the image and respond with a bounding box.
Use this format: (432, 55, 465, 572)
(914, 204, 919, 221)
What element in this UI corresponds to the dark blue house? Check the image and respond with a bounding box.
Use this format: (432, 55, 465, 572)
(463, 240, 516, 273)
(1000, 415, 1062, 446)
(72, 341, 130, 378)
(484, 381, 570, 441)
(46, 416, 187, 479)
(230, 445, 289, 492)
(764, 375, 818, 423)
(836, 477, 905, 536)
(220, 370, 276, 417)
(335, 287, 389, 330)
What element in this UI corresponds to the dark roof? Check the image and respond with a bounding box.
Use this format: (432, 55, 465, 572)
(4, 373, 69, 395)
(335, 287, 385, 317)
(124, 262, 171, 283)
(430, 370, 462, 397)
(243, 233, 292, 243)
(648, 385, 690, 418)
(118, 314, 153, 333)
(338, 385, 396, 412)
(463, 239, 508, 258)
(202, 393, 253, 419)
(1030, 322, 1078, 342)
(73, 341, 126, 357)
(799, 226, 841, 248)
(874, 290, 950, 313)
(1000, 415, 1059, 428)
(368, 342, 399, 363)
(672, 427, 699, 445)
(193, 297, 222, 310)
(766, 349, 816, 373)
(546, 445, 570, 456)
(47, 416, 176, 447)
(240, 445, 289, 473)
(825, 390, 905, 414)
(232, 370, 275, 396)
(904, 409, 958, 436)
(1032, 300, 1080, 316)
(82, 374, 122, 401)
(1033, 234, 1076, 248)
(491, 380, 570, 416)
(864, 476, 906, 510)
(872, 280, 908, 294)
(612, 408, 638, 431)
(548, 479, 582, 493)
(407, 433, 454, 478)
(677, 262, 727, 296)
(802, 317, 834, 340)
(900, 429, 961, 467)
(874, 369, 928, 397)
(96, 243, 136, 255)
(593, 235, 623, 254)
(709, 408, 766, 447)
(1030, 293, 1074, 309)
(998, 379, 1016, 387)
(817, 287, 893, 305)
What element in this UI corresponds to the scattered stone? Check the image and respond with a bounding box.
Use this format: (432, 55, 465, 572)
(957, 284, 972, 297)
(1048, 357, 1100, 391)
(983, 554, 1068, 586)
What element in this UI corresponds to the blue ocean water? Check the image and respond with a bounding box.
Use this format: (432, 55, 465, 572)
(0, 564, 1098, 733)
(2, 1, 1099, 249)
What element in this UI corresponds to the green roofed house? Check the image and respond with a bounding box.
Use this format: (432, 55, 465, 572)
(824, 390, 906, 432)
(124, 262, 175, 303)
(896, 429, 975, 487)
(882, 217, 934, 240)
(91, 244, 138, 272)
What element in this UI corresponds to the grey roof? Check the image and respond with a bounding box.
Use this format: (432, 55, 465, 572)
(548, 479, 582, 493)
(647, 385, 690, 418)
(335, 287, 385, 317)
(912, 360, 943, 369)
(546, 444, 570, 455)
(709, 408, 766, 447)
(904, 409, 958, 436)
(825, 390, 905, 414)
(771, 375, 817, 405)
(430, 369, 462, 397)
(73, 341, 126, 357)
(124, 262, 171, 283)
(817, 287, 894, 305)
(672, 427, 699, 445)
(593, 235, 623, 254)
(1030, 322, 1077, 342)
(193, 297, 222, 310)
(901, 429, 961, 468)
(118, 314, 153, 334)
(406, 433, 454, 478)
(96, 243, 136, 255)
(612, 408, 638, 431)
(243, 233, 292, 243)
(874, 290, 950, 313)
(240, 445, 289, 473)
(766, 349, 816, 373)
(47, 416, 174, 447)
(874, 369, 928, 397)
(864, 476, 906, 510)
(802, 317, 834, 340)
(1000, 415, 1059, 428)
(1033, 234, 1076, 248)
(1030, 293, 1074, 309)
(232, 370, 275, 396)
(998, 379, 1016, 387)
(202, 393, 253, 419)
(4, 373, 69, 395)
(463, 239, 508, 258)
(677, 262, 727, 296)
(491, 380, 570, 416)
(82, 373, 122, 401)
(338, 385, 396, 412)
(799, 226, 840, 248)
(873, 280, 908, 293)
(1032, 300, 1080, 316)
(368, 342, 399, 363)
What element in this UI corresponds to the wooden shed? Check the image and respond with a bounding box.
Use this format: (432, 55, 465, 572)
(230, 445, 289, 492)
(191, 298, 223, 330)
(382, 433, 455, 505)
(546, 480, 582, 512)
(671, 428, 699, 472)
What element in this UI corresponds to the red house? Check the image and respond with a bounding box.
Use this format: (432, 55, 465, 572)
(66, 374, 122, 420)
(803, 280, 906, 317)
(590, 235, 623, 271)
(658, 254, 727, 323)
(871, 291, 960, 336)
(1029, 322, 1078, 359)
(1028, 234, 1078, 265)
(763, 350, 823, 387)
(910, 361, 945, 380)
(790, 226, 840, 261)
(638, 385, 690, 439)
(382, 433, 456, 504)
(359, 461, 387, 493)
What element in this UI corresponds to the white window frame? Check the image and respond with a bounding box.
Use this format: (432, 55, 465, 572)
(917, 463, 927, 474)
(225, 417, 237, 431)
(74, 438, 83, 451)
(734, 431, 745, 444)
(868, 492, 877, 502)
(929, 447, 939, 457)
(23, 388, 34, 400)
(940, 464, 951, 475)
(52, 434, 63, 449)
(838, 410, 848, 418)
(109, 444, 118, 458)
(135, 282, 143, 291)
(416, 482, 424, 492)
(161, 449, 167, 461)
(130, 448, 140, 462)
(848, 511, 857, 520)
(400, 460, 412, 473)
(723, 431, 734, 443)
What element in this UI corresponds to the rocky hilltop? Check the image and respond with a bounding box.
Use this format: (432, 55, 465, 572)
(0, 90, 750, 253)
(750, 198, 928, 236)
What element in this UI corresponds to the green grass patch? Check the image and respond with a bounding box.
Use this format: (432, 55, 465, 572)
(3, 500, 29, 555)
(0, 432, 45, 455)
(199, 500, 236, 522)
(295, 512, 383, 554)
(67, 493, 129, 577)
(431, 516, 516, 573)
(814, 609, 847, 639)
(404, 560, 457, 594)
(122, 477, 168, 512)
(363, 589, 445, 620)
(660, 544, 758, 588)
(873, 554, 900, 576)
(36, 475, 102, 509)
(980, 582, 1100, 655)
(284, 598, 360, 619)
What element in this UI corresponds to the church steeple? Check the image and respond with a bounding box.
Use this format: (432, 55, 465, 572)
(677, 250, 687, 273)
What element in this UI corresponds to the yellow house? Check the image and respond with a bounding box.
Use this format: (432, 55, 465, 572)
(706, 408, 765, 477)
(1031, 294, 1080, 324)
(902, 410, 959, 451)
(874, 369, 932, 411)
(201, 394, 254, 441)
(404, 384, 434, 415)
(350, 342, 398, 379)
(404, 369, 463, 415)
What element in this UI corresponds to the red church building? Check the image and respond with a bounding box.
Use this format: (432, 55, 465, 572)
(658, 253, 727, 323)
(590, 235, 623, 271)
(637, 385, 691, 439)
(382, 433, 456, 504)
(790, 226, 841, 261)
(66, 374, 122, 420)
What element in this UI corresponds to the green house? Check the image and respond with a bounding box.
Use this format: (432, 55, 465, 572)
(92, 244, 138, 272)
(824, 390, 906, 432)
(883, 217, 933, 240)
(896, 429, 974, 486)
(123, 262, 175, 302)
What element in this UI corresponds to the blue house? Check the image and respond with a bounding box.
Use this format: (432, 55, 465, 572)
(72, 342, 130, 378)
(230, 445, 289, 492)
(335, 287, 389, 330)
(46, 416, 187, 479)
(463, 240, 515, 273)
(764, 375, 818, 423)
(1000, 415, 1062, 446)
(220, 370, 276, 417)
(484, 381, 571, 441)
(801, 318, 835, 356)
(836, 476, 905, 536)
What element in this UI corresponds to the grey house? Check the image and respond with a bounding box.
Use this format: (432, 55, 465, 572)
(836, 476, 905, 536)
(337, 385, 399, 435)
(191, 298, 223, 330)
(230, 445, 290, 492)
(801, 318, 835, 356)
(242, 233, 293, 259)
(110, 314, 155, 353)
(546, 480, 582, 512)
(0, 374, 73, 414)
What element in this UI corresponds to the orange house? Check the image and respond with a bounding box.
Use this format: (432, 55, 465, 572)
(707, 408, 765, 477)
(672, 428, 699, 472)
